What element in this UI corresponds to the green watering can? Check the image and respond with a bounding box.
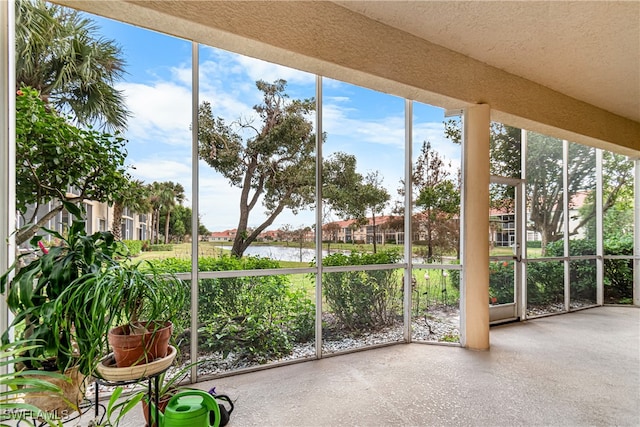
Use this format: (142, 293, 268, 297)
(151, 389, 221, 427)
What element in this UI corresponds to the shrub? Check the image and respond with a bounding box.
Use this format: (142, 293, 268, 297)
(145, 256, 315, 362)
(489, 261, 514, 304)
(322, 250, 401, 332)
(121, 239, 145, 256)
(604, 234, 633, 303)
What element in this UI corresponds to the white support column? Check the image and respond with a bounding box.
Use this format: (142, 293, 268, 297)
(1, 0, 16, 347)
(595, 149, 604, 305)
(315, 75, 323, 358)
(460, 104, 490, 350)
(403, 99, 413, 342)
(563, 140, 570, 310)
(520, 129, 528, 320)
(189, 41, 199, 382)
(634, 159, 639, 306)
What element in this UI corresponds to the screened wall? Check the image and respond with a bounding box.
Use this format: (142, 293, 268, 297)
(3, 10, 638, 385)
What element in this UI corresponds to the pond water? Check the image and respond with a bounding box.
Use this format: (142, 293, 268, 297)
(220, 245, 346, 263)
(219, 244, 436, 264)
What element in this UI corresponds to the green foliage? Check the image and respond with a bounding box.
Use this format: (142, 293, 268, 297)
(157, 204, 208, 242)
(526, 241, 542, 249)
(16, 0, 129, 130)
(440, 333, 460, 343)
(93, 386, 144, 427)
(121, 239, 145, 256)
(198, 79, 316, 257)
(322, 250, 402, 332)
(149, 244, 174, 252)
(146, 256, 315, 362)
(489, 261, 514, 304)
(604, 234, 634, 303)
(1, 216, 120, 373)
(527, 261, 564, 305)
(527, 237, 634, 305)
(0, 340, 67, 426)
(54, 260, 189, 377)
(15, 86, 129, 245)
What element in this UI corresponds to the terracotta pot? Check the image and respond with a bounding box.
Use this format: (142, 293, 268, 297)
(108, 321, 173, 368)
(141, 396, 171, 427)
(23, 366, 86, 414)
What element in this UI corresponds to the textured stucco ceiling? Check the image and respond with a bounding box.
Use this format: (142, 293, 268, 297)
(334, 0, 640, 123)
(52, 0, 640, 153)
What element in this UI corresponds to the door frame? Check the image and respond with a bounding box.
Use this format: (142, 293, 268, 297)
(489, 176, 524, 324)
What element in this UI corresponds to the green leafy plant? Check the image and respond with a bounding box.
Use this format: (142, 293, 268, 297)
(54, 260, 189, 375)
(149, 255, 314, 362)
(14, 86, 129, 246)
(489, 261, 514, 305)
(0, 340, 68, 427)
(88, 386, 144, 427)
(1, 211, 120, 374)
(322, 250, 402, 332)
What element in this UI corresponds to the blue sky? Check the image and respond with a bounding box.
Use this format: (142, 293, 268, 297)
(90, 14, 460, 232)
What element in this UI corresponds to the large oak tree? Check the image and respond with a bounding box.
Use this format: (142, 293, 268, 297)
(198, 80, 316, 257)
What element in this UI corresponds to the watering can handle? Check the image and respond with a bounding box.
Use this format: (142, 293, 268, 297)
(167, 389, 221, 427)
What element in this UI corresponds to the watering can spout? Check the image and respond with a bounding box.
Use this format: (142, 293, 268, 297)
(152, 389, 221, 427)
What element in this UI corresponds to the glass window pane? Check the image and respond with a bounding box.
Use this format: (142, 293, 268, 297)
(322, 79, 403, 263)
(526, 133, 564, 258)
(602, 152, 635, 304)
(489, 260, 515, 305)
(322, 267, 404, 354)
(197, 273, 315, 378)
(198, 46, 317, 265)
(412, 103, 461, 264)
(490, 183, 516, 257)
(527, 261, 565, 316)
(569, 260, 596, 308)
(411, 268, 460, 343)
(490, 123, 521, 178)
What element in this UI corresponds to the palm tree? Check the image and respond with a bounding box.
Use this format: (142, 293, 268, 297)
(147, 182, 166, 245)
(161, 182, 186, 244)
(111, 179, 150, 241)
(15, 0, 129, 131)
(147, 181, 185, 244)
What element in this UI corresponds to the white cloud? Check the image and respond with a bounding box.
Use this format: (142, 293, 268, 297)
(234, 55, 315, 86)
(128, 158, 192, 183)
(116, 42, 461, 231)
(119, 81, 192, 146)
(323, 101, 405, 148)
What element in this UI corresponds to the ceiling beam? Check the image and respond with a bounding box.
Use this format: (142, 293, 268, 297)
(55, 0, 639, 155)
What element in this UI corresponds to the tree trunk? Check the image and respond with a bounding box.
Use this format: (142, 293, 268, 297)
(16, 204, 64, 246)
(164, 209, 171, 244)
(372, 213, 378, 254)
(111, 202, 123, 240)
(155, 209, 161, 244)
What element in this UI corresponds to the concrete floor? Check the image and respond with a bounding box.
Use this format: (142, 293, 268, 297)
(115, 306, 639, 426)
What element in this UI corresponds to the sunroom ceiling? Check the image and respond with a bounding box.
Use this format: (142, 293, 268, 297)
(333, 0, 640, 124)
(52, 1, 640, 154)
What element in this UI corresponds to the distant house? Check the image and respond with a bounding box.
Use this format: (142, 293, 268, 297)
(322, 216, 404, 245)
(208, 229, 237, 242)
(258, 229, 280, 241)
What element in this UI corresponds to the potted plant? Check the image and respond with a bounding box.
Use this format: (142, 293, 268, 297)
(140, 360, 195, 427)
(88, 386, 144, 427)
(1, 208, 121, 411)
(55, 258, 189, 374)
(0, 338, 68, 426)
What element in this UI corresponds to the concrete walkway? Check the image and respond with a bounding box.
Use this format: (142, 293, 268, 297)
(117, 306, 638, 426)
